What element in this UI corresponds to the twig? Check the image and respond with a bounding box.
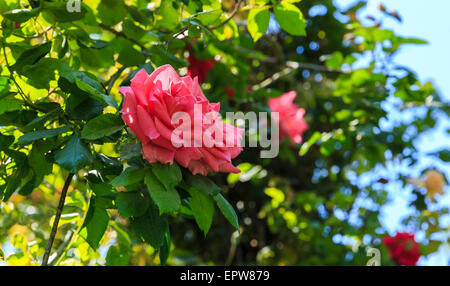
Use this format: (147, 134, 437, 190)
(42, 173, 75, 266)
(99, 24, 148, 51)
(166, 27, 188, 50)
(252, 61, 345, 91)
(106, 66, 127, 95)
(48, 230, 75, 266)
(209, 0, 243, 30)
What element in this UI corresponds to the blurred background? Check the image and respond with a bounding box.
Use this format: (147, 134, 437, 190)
(348, 0, 450, 265)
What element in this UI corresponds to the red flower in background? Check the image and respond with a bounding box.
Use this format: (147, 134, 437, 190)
(383, 232, 421, 266)
(187, 53, 215, 83)
(224, 86, 235, 99)
(268, 91, 308, 144)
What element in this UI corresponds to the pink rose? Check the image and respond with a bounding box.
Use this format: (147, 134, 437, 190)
(120, 64, 243, 176)
(268, 91, 308, 144)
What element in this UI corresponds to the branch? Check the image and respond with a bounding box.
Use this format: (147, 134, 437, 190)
(166, 27, 188, 50)
(99, 24, 148, 51)
(106, 66, 127, 95)
(252, 61, 346, 91)
(41, 173, 75, 266)
(209, 0, 243, 30)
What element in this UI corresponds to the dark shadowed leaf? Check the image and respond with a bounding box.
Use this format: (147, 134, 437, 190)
(214, 193, 239, 231)
(151, 163, 182, 190)
(19, 126, 69, 144)
(79, 199, 110, 249)
(110, 168, 146, 187)
(130, 204, 169, 249)
(145, 172, 181, 214)
(3, 7, 41, 22)
(55, 134, 94, 173)
(187, 187, 214, 236)
(81, 114, 124, 140)
(116, 191, 149, 218)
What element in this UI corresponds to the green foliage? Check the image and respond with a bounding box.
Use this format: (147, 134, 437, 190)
(248, 7, 270, 42)
(274, 2, 306, 36)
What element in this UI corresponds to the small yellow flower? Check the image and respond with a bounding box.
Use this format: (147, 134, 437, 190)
(424, 170, 445, 199)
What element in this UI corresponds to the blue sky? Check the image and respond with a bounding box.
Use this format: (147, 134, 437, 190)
(336, 0, 450, 265)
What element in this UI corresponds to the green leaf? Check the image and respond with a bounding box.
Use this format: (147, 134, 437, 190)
(81, 114, 123, 140)
(65, 93, 103, 121)
(55, 134, 94, 173)
(157, 0, 179, 30)
(185, 174, 221, 196)
(2, 162, 29, 201)
(274, 2, 306, 36)
(196, 9, 222, 26)
(159, 230, 170, 265)
(151, 163, 182, 191)
(11, 42, 52, 74)
(73, 78, 104, 102)
(299, 131, 321, 156)
(120, 143, 142, 160)
(110, 168, 146, 187)
(144, 172, 181, 214)
(150, 46, 189, 69)
(98, 0, 127, 26)
(60, 69, 118, 109)
(116, 191, 149, 218)
(214, 193, 239, 231)
(118, 44, 146, 67)
(105, 245, 130, 266)
(248, 7, 270, 42)
(187, 187, 214, 236)
(437, 150, 450, 162)
(0, 134, 14, 151)
(0, 99, 22, 115)
(74, 77, 119, 109)
(28, 142, 53, 178)
(79, 199, 110, 249)
(89, 182, 115, 196)
(18, 126, 69, 144)
(3, 8, 40, 22)
(22, 108, 61, 132)
(21, 58, 61, 89)
(130, 204, 169, 249)
(42, 1, 87, 22)
(325, 51, 344, 70)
